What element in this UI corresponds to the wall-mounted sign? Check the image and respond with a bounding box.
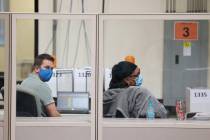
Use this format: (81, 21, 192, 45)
(174, 22, 198, 40)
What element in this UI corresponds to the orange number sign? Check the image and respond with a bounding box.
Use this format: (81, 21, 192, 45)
(175, 22, 198, 40)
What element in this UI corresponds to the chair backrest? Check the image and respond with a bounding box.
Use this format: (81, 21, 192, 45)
(16, 88, 38, 117)
(0, 86, 39, 117)
(0, 87, 4, 99)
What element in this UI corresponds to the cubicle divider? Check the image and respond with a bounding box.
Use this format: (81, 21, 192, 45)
(10, 13, 97, 140)
(0, 13, 11, 140)
(98, 14, 210, 140)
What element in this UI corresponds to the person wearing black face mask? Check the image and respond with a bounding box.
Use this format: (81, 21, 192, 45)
(103, 61, 167, 118)
(20, 54, 60, 117)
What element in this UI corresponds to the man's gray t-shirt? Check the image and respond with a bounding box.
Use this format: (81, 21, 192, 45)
(20, 73, 54, 116)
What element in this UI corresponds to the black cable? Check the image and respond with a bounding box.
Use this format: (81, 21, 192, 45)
(34, 0, 39, 57)
(81, 0, 84, 13)
(102, 0, 105, 13)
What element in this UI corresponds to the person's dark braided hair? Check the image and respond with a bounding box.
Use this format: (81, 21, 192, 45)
(109, 61, 137, 89)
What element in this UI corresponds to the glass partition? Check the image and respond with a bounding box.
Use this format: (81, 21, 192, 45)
(0, 18, 5, 119)
(12, 14, 96, 140)
(99, 14, 210, 123)
(0, 13, 10, 140)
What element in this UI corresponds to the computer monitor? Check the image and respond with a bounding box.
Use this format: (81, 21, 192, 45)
(57, 92, 90, 114)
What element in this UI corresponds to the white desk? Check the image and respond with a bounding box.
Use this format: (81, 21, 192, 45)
(102, 118, 210, 140)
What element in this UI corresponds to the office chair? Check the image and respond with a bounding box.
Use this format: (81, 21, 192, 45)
(16, 88, 38, 117)
(0, 87, 4, 99)
(1, 87, 39, 117)
(0, 87, 4, 109)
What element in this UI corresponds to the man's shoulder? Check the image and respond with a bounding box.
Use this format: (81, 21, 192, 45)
(22, 74, 40, 84)
(21, 74, 51, 94)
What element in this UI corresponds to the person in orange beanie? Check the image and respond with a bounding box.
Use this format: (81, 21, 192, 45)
(125, 55, 135, 64)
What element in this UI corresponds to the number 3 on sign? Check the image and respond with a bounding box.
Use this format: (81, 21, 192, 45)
(174, 22, 198, 40)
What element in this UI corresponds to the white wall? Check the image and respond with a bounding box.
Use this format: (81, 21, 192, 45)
(10, 0, 34, 12)
(104, 20, 164, 98)
(103, 0, 164, 98)
(104, 0, 165, 13)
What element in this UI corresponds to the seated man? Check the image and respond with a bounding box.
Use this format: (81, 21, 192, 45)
(19, 54, 60, 117)
(103, 61, 167, 118)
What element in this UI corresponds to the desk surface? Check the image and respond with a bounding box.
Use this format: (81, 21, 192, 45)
(1, 109, 210, 128)
(0, 110, 91, 126)
(102, 118, 210, 128)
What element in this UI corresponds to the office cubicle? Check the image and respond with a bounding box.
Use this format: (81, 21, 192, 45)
(98, 14, 210, 140)
(1, 12, 210, 140)
(10, 13, 97, 140)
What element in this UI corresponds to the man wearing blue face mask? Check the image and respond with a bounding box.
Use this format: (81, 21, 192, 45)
(20, 54, 60, 117)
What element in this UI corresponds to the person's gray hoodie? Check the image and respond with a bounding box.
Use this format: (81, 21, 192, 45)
(103, 86, 167, 118)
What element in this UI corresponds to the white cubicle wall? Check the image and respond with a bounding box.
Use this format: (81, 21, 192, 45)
(10, 13, 97, 140)
(98, 14, 210, 140)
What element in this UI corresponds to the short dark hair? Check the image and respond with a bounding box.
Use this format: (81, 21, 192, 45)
(109, 61, 137, 89)
(32, 54, 54, 70)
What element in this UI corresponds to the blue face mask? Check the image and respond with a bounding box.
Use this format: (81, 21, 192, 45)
(38, 68, 53, 82)
(135, 75, 143, 86)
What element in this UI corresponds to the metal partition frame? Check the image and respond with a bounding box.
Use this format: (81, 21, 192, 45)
(11, 13, 97, 140)
(5, 12, 210, 140)
(0, 13, 11, 140)
(98, 13, 210, 140)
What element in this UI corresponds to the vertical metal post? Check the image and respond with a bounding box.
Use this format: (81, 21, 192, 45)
(166, 0, 169, 13)
(201, 0, 204, 12)
(3, 13, 11, 140)
(199, 0, 201, 12)
(171, 0, 173, 13)
(190, 0, 192, 12)
(192, 0, 194, 12)
(10, 13, 17, 140)
(204, 0, 207, 12)
(34, 0, 39, 56)
(173, 0, 176, 13)
(102, 0, 105, 13)
(194, 0, 196, 12)
(187, 0, 190, 12)
(195, 0, 198, 12)
(197, 0, 199, 12)
(52, 0, 57, 56)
